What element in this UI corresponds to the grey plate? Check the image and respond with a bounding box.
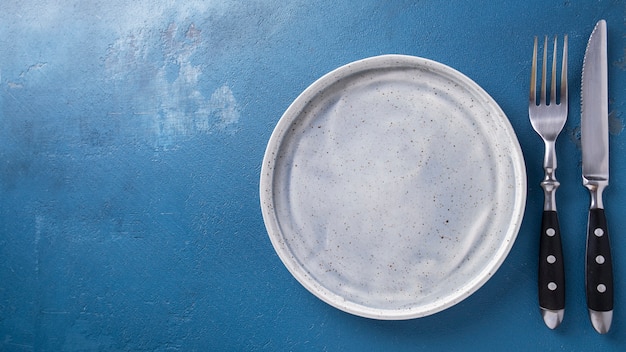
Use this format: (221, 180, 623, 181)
(260, 55, 526, 319)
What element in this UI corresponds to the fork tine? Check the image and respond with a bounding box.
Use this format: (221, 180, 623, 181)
(561, 35, 568, 104)
(551, 36, 558, 105)
(541, 36, 548, 104)
(530, 36, 538, 104)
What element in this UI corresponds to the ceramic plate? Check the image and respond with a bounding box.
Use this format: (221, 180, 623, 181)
(260, 55, 526, 319)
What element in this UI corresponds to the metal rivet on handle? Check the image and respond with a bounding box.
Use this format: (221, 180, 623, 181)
(546, 228, 556, 237)
(548, 282, 557, 291)
(597, 284, 607, 293)
(594, 228, 604, 237)
(595, 255, 605, 264)
(547, 255, 556, 264)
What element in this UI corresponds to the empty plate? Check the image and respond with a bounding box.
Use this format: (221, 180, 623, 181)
(260, 55, 526, 319)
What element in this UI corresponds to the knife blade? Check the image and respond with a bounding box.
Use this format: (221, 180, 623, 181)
(581, 19, 613, 334)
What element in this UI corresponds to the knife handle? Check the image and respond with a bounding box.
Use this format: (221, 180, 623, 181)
(538, 210, 565, 311)
(586, 208, 613, 312)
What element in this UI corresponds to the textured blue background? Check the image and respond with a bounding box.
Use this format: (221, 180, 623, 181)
(2, 1, 626, 350)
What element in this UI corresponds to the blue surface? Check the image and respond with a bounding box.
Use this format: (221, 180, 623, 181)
(2, 1, 626, 350)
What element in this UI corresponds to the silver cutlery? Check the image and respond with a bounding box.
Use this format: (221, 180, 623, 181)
(581, 19, 613, 334)
(529, 34, 568, 329)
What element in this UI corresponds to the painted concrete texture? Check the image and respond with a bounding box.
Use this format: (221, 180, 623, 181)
(2, 0, 626, 351)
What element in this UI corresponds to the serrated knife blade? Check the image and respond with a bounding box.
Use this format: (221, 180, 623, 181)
(581, 19, 613, 334)
(582, 21, 609, 182)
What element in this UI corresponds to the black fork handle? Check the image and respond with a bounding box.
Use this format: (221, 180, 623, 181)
(538, 210, 565, 311)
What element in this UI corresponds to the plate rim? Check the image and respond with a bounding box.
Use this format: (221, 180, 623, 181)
(260, 54, 527, 319)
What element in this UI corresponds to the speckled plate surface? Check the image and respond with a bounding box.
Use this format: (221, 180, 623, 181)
(260, 55, 526, 320)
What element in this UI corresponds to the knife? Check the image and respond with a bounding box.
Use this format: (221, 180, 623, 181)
(581, 19, 613, 334)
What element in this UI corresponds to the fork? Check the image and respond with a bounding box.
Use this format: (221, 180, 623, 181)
(529, 35, 568, 329)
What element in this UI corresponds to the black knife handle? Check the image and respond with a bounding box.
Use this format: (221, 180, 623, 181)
(538, 210, 565, 310)
(586, 208, 613, 312)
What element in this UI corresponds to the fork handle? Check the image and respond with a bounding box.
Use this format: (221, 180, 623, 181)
(538, 210, 565, 311)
